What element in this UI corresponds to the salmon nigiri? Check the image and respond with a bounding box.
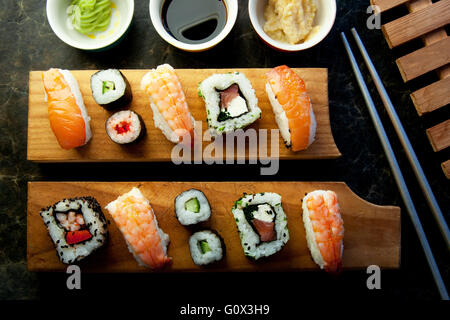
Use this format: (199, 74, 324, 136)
(266, 65, 316, 151)
(302, 190, 344, 273)
(140, 64, 195, 145)
(42, 68, 92, 150)
(105, 187, 171, 269)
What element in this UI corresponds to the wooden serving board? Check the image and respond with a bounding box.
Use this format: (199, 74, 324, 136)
(27, 181, 400, 272)
(27, 69, 341, 162)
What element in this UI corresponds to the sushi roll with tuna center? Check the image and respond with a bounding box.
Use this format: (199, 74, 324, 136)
(105, 110, 145, 144)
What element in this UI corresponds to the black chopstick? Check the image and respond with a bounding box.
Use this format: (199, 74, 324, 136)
(341, 32, 449, 300)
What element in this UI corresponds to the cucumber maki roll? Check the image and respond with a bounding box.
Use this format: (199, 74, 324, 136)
(174, 189, 211, 226)
(198, 72, 261, 136)
(105, 110, 146, 144)
(91, 69, 132, 109)
(189, 230, 224, 266)
(232, 192, 289, 260)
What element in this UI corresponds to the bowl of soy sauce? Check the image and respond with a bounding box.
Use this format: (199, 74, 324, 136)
(150, 0, 238, 52)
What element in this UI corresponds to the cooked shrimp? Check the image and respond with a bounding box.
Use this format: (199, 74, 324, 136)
(105, 187, 171, 269)
(302, 190, 344, 273)
(141, 64, 194, 145)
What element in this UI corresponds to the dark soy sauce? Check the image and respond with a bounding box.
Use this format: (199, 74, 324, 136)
(162, 0, 227, 44)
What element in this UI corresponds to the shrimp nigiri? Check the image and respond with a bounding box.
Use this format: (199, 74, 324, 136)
(42, 68, 92, 150)
(266, 65, 316, 151)
(105, 187, 171, 269)
(302, 190, 344, 273)
(140, 64, 195, 145)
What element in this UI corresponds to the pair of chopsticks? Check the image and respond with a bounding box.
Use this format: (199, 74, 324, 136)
(341, 29, 449, 300)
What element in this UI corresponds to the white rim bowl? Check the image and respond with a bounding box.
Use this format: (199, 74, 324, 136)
(46, 0, 135, 50)
(248, 0, 336, 51)
(149, 0, 238, 52)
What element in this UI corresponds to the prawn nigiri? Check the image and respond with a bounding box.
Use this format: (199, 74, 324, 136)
(302, 190, 344, 273)
(140, 64, 195, 145)
(105, 187, 171, 269)
(266, 65, 316, 151)
(42, 68, 92, 150)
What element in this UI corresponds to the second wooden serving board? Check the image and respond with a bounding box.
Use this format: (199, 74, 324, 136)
(27, 181, 400, 272)
(27, 68, 340, 162)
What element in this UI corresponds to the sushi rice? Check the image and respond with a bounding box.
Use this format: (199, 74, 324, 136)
(198, 72, 261, 136)
(40, 197, 108, 264)
(90, 69, 132, 109)
(174, 189, 211, 226)
(232, 192, 289, 260)
(105, 187, 171, 269)
(189, 230, 224, 266)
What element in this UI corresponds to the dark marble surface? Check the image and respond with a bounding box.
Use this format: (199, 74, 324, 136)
(0, 0, 448, 303)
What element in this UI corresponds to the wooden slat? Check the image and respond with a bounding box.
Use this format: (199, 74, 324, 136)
(442, 160, 450, 179)
(27, 181, 401, 272)
(411, 77, 450, 115)
(27, 69, 341, 162)
(396, 37, 450, 81)
(382, 0, 450, 48)
(426, 120, 450, 152)
(370, 0, 409, 12)
(407, 0, 450, 81)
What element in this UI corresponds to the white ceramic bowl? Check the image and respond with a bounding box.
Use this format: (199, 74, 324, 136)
(46, 0, 134, 51)
(149, 0, 238, 52)
(248, 0, 336, 51)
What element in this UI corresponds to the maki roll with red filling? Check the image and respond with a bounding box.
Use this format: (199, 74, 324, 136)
(105, 110, 146, 144)
(40, 197, 108, 264)
(91, 69, 132, 109)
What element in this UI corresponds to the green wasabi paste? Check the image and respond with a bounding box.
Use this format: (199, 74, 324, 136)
(67, 0, 112, 35)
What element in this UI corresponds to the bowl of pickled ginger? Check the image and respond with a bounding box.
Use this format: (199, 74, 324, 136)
(248, 0, 336, 52)
(46, 0, 134, 51)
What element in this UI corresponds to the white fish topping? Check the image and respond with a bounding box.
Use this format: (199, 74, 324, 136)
(252, 204, 275, 223)
(226, 96, 248, 118)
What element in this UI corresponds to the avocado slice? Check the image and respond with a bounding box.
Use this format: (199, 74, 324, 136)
(102, 81, 115, 94)
(199, 240, 211, 254)
(185, 197, 200, 213)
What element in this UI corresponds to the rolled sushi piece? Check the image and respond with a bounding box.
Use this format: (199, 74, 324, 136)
(90, 69, 132, 109)
(232, 192, 289, 260)
(302, 190, 344, 273)
(42, 68, 92, 150)
(198, 72, 261, 136)
(174, 189, 211, 226)
(266, 65, 316, 151)
(40, 197, 108, 264)
(105, 187, 171, 269)
(189, 230, 224, 266)
(140, 64, 195, 145)
(105, 110, 146, 144)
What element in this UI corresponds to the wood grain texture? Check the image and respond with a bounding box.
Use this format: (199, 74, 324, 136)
(426, 120, 450, 152)
(27, 69, 340, 162)
(411, 77, 450, 115)
(442, 160, 450, 179)
(396, 37, 450, 81)
(407, 0, 450, 98)
(381, 0, 450, 48)
(27, 181, 401, 272)
(370, 0, 409, 12)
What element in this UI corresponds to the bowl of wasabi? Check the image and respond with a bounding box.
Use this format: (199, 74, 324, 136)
(46, 0, 134, 51)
